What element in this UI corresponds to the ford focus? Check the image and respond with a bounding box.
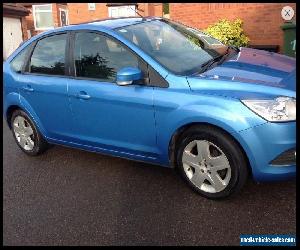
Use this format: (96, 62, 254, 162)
(3, 17, 296, 199)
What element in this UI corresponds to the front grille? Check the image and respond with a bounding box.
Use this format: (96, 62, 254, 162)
(270, 148, 296, 166)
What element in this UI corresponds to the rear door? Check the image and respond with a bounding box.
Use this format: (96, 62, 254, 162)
(18, 32, 73, 140)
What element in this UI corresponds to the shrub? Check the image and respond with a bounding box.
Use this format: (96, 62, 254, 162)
(163, 3, 169, 14)
(204, 19, 250, 47)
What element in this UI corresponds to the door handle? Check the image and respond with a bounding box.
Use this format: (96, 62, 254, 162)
(22, 85, 34, 92)
(76, 91, 91, 100)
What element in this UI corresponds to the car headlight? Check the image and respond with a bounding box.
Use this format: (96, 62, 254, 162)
(241, 96, 296, 122)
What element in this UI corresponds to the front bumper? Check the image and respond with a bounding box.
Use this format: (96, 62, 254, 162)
(236, 121, 296, 182)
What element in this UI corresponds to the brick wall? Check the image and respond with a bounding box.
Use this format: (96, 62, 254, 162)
(147, 3, 163, 16)
(24, 7, 35, 38)
(169, 3, 296, 52)
(21, 16, 28, 40)
(68, 3, 162, 24)
(23, 3, 163, 38)
(68, 3, 108, 24)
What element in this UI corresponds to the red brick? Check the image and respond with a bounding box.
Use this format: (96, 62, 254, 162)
(170, 3, 296, 52)
(24, 3, 163, 38)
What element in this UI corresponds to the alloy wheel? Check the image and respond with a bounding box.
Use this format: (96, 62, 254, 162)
(182, 140, 231, 193)
(13, 115, 35, 151)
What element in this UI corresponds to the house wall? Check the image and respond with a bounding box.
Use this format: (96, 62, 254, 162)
(24, 6, 36, 37)
(145, 3, 163, 16)
(25, 3, 68, 38)
(54, 4, 68, 27)
(67, 3, 108, 24)
(24, 3, 163, 37)
(21, 16, 28, 41)
(169, 3, 297, 51)
(67, 3, 163, 24)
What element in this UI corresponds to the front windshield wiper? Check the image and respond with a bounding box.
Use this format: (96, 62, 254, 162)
(197, 54, 226, 74)
(227, 45, 240, 53)
(196, 45, 239, 74)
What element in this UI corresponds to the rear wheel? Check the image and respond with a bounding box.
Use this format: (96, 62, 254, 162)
(11, 110, 49, 156)
(176, 125, 248, 199)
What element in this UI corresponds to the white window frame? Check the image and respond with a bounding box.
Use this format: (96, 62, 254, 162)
(27, 30, 31, 39)
(59, 8, 69, 26)
(108, 5, 136, 18)
(88, 3, 96, 11)
(33, 4, 54, 31)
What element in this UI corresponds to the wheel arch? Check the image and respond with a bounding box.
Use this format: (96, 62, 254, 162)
(6, 105, 22, 129)
(5, 96, 48, 138)
(168, 122, 252, 176)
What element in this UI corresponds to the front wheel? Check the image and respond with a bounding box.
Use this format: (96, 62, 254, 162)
(176, 125, 248, 199)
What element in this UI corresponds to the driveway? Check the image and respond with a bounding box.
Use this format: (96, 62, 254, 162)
(3, 120, 296, 246)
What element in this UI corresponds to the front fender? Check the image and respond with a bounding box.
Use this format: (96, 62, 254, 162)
(154, 91, 266, 165)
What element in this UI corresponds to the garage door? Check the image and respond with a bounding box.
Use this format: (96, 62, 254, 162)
(3, 17, 23, 60)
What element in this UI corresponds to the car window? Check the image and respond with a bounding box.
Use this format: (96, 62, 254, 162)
(186, 28, 223, 45)
(74, 32, 139, 82)
(10, 45, 31, 73)
(117, 19, 228, 75)
(29, 33, 67, 76)
(106, 39, 125, 53)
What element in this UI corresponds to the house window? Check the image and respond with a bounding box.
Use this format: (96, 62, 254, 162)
(108, 5, 136, 18)
(33, 4, 54, 30)
(88, 3, 96, 11)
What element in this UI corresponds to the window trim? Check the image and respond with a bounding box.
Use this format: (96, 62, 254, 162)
(108, 5, 137, 18)
(33, 4, 54, 31)
(69, 30, 168, 88)
(24, 31, 69, 78)
(88, 3, 96, 11)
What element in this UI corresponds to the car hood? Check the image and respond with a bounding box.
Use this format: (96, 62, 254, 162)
(187, 47, 296, 99)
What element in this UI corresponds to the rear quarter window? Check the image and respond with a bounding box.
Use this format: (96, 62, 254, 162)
(29, 33, 67, 76)
(10, 45, 31, 73)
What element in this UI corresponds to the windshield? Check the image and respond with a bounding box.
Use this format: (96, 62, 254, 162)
(116, 19, 228, 75)
(186, 27, 224, 45)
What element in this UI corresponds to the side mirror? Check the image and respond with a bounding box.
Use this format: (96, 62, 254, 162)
(116, 67, 142, 86)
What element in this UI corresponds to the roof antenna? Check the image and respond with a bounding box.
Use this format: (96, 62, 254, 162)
(130, 6, 146, 20)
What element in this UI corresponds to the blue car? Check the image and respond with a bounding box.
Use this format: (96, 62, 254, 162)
(3, 17, 296, 199)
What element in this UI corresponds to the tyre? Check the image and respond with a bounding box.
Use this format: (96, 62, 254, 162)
(176, 125, 248, 199)
(11, 109, 49, 156)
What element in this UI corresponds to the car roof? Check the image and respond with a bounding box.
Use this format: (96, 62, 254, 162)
(50, 16, 161, 33)
(78, 16, 161, 29)
(32, 16, 162, 38)
(22, 16, 162, 44)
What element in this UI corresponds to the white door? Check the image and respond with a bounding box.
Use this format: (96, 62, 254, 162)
(3, 17, 23, 60)
(108, 5, 136, 18)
